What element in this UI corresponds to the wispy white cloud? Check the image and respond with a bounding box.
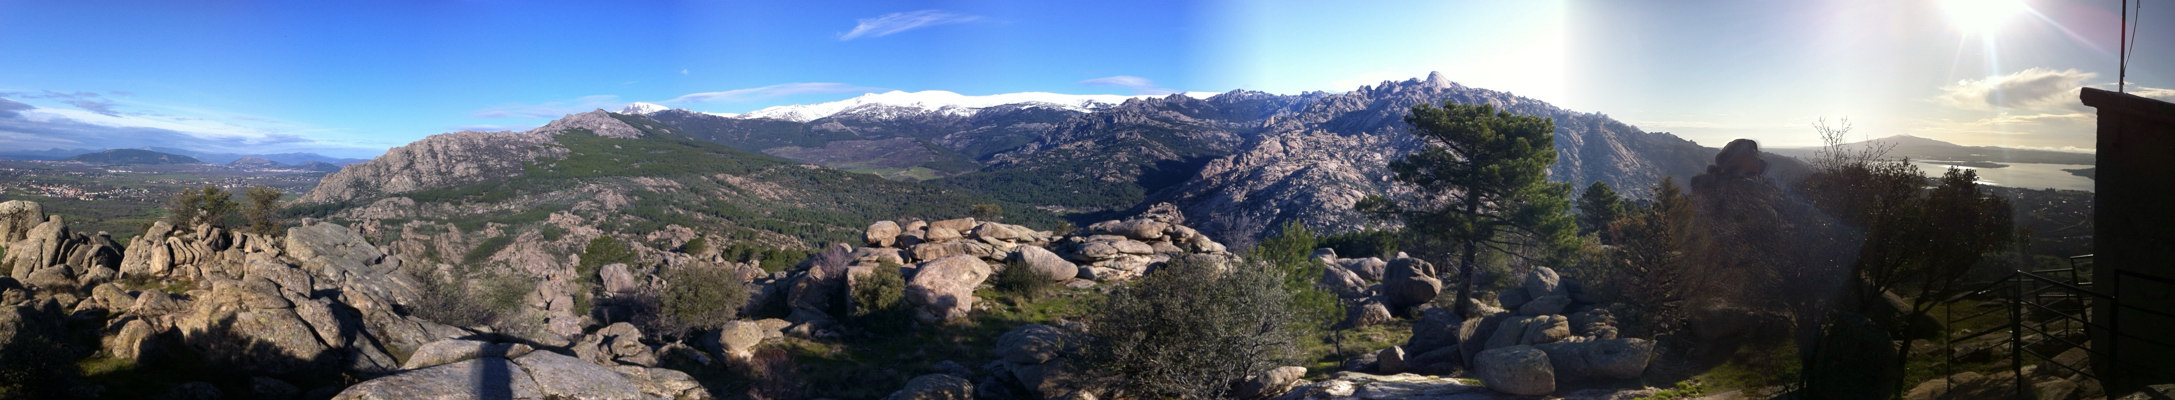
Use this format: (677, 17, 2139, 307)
(1933, 68, 2095, 111)
(1079, 75, 1179, 95)
(1910, 112, 2097, 142)
(470, 95, 625, 119)
(2128, 86, 2175, 102)
(660, 83, 878, 104)
(0, 92, 378, 156)
(3, 90, 122, 116)
(839, 10, 981, 40)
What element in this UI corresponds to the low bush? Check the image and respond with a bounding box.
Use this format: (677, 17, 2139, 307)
(646, 263, 750, 340)
(992, 260, 1055, 300)
(410, 273, 499, 327)
(1077, 256, 1303, 399)
(848, 264, 911, 334)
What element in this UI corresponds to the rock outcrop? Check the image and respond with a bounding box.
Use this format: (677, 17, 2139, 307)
(0, 200, 717, 398)
(905, 255, 992, 323)
(1474, 345, 1555, 395)
(0, 200, 42, 244)
(1057, 203, 1236, 281)
(298, 130, 564, 204)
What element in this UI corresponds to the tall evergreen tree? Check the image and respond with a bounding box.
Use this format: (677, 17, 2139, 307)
(1576, 181, 1629, 243)
(1358, 102, 1575, 316)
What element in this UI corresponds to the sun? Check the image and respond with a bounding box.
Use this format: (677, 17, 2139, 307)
(1939, 0, 2029, 36)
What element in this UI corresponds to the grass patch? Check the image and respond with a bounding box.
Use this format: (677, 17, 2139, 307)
(1300, 320, 1415, 376)
(1635, 380, 1709, 400)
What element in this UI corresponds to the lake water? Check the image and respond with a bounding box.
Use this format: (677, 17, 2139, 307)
(1911, 161, 2094, 192)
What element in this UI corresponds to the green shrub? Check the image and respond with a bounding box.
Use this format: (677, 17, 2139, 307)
(165, 185, 238, 230)
(1250, 222, 1344, 333)
(849, 264, 911, 333)
(680, 236, 709, 255)
(411, 273, 499, 327)
(462, 236, 515, 267)
(1077, 256, 1303, 399)
(242, 186, 285, 236)
(649, 264, 750, 339)
(481, 273, 531, 317)
(993, 260, 1055, 300)
(578, 236, 638, 285)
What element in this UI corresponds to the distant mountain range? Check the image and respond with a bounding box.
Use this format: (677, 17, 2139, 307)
(0, 146, 365, 166)
(1767, 135, 2093, 165)
(64, 149, 202, 165)
(300, 72, 1795, 250)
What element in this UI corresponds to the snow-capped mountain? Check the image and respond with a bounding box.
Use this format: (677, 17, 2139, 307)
(622, 90, 1224, 122)
(737, 90, 1150, 122)
(619, 102, 671, 115)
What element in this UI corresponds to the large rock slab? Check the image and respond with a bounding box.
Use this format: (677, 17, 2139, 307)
(1484, 315, 1570, 351)
(0, 200, 42, 244)
(866, 221, 902, 247)
(1533, 338, 1654, 380)
(509, 351, 649, 399)
(1233, 366, 1308, 399)
(905, 255, 992, 323)
(1008, 246, 1077, 282)
(403, 339, 535, 370)
(1474, 345, 1555, 396)
(332, 357, 544, 400)
(1272, 372, 1487, 400)
(1523, 266, 1564, 298)
(708, 320, 766, 358)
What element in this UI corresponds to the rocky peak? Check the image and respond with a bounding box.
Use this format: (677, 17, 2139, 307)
(1423, 71, 1455, 88)
(529, 110, 647, 139)
(298, 130, 563, 204)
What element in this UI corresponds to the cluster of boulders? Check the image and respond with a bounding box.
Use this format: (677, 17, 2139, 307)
(1057, 203, 1233, 281)
(1314, 248, 1445, 326)
(0, 199, 710, 399)
(1332, 265, 1655, 396)
(773, 203, 1237, 334)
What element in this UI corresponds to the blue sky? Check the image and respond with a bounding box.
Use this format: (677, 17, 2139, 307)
(1, 0, 2168, 158)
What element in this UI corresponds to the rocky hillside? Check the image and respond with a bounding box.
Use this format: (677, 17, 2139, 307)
(607, 72, 1795, 249)
(0, 198, 730, 398)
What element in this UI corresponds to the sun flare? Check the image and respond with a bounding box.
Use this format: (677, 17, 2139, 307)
(1939, 0, 2029, 36)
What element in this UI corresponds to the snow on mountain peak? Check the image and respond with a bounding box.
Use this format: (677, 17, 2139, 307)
(734, 90, 1167, 122)
(620, 102, 671, 115)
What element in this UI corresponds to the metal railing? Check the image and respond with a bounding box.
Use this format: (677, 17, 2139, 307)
(1937, 254, 2175, 399)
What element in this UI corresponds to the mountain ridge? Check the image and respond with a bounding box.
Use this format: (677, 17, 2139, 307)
(301, 73, 1798, 250)
(63, 148, 202, 165)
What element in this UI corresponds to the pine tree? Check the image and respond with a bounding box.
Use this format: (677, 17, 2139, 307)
(1357, 102, 1575, 316)
(1576, 181, 1628, 243)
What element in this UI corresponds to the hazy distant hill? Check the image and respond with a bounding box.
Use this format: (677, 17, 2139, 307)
(1768, 135, 2093, 165)
(0, 146, 365, 166)
(64, 148, 202, 165)
(147, 146, 367, 166)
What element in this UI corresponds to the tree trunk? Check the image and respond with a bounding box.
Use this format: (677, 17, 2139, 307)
(1455, 239, 1478, 317)
(1453, 195, 1484, 317)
